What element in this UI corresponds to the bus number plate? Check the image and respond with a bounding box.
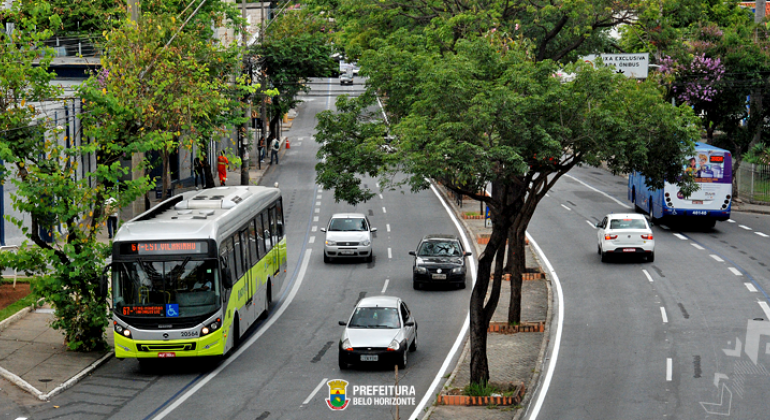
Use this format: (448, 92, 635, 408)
(693, 200, 703, 204)
(361, 355, 378, 361)
(158, 352, 176, 358)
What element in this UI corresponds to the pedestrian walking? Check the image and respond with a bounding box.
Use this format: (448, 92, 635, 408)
(217, 151, 229, 186)
(194, 155, 205, 189)
(106, 197, 119, 239)
(258, 136, 266, 162)
(270, 137, 280, 165)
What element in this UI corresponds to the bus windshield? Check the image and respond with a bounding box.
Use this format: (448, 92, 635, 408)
(113, 259, 221, 318)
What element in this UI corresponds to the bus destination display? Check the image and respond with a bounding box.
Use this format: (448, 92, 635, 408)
(710, 155, 724, 163)
(121, 305, 164, 316)
(121, 241, 208, 255)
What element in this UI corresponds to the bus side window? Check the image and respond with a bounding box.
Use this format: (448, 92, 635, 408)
(261, 209, 273, 252)
(269, 205, 279, 245)
(247, 223, 258, 262)
(240, 229, 252, 270)
(233, 233, 245, 279)
(254, 216, 266, 259)
(274, 199, 284, 239)
(220, 237, 234, 288)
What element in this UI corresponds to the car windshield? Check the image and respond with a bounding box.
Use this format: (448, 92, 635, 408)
(609, 219, 647, 229)
(113, 259, 220, 318)
(348, 307, 400, 329)
(417, 241, 462, 257)
(329, 218, 367, 232)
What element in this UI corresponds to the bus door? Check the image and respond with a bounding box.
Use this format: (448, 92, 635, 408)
(239, 229, 254, 305)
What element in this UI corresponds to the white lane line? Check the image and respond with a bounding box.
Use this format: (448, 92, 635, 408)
(728, 267, 743, 276)
(756, 232, 770, 238)
(759, 302, 770, 319)
(316, 201, 321, 206)
(151, 249, 314, 420)
(316, 194, 322, 199)
(379, 194, 383, 199)
(522, 233, 564, 420)
(409, 181, 478, 420)
(673, 233, 688, 240)
(308, 236, 315, 244)
(311, 226, 317, 232)
(381, 279, 389, 294)
(739, 225, 752, 230)
(660, 307, 668, 323)
(560, 204, 571, 211)
(659, 224, 670, 230)
(745, 283, 758, 293)
(643, 269, 654, 282)
(303, 378, 328, 405)
(382, 206, 387, 214)
(388, 248, 392, 259)
(586, 220, 596, 228)
(727, 219, 736, 223)
(690, 243, 705, 250)
(545, 193, 550, 197)
(565, 174, 632, 209)
(313, 216, 319, 222)
(314, 208, 320, 213)
(666, 358, 673, 382)
(710, 254, 724, 262)
(386, 224, 391, 232)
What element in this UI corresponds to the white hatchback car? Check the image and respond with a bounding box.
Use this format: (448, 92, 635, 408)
(596, 213, 655, 262)
(321, 213, 377, 263)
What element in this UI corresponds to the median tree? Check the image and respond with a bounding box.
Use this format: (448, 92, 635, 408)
(314, 3, 701, 385)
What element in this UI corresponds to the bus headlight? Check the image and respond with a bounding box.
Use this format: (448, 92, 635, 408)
(201, 318, 222, 336)
(123, 329, 132, 338)
(114, 324, 124, 334)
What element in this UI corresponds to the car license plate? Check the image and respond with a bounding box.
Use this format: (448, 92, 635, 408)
(158, 352, 176, 358)
(432, 274, 447, 280)
(622, 248, 636, 253)
(341, 251, 354, 255)
(360, 355, 378, 362)
(693, 200, 703, 204)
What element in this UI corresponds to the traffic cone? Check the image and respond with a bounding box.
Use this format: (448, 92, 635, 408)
(286, 138, 290, 149)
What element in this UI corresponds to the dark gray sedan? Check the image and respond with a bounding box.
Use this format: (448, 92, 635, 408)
(409, 234, 471, 290)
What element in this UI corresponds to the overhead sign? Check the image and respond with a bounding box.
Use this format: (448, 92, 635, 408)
(581, 53, 650, 79)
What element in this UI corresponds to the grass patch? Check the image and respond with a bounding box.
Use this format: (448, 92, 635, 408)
(463, 381, 520, 397)
(0, 277, 34, 284)
(463, 211, 481, 217)
(0, 293, 36, 323)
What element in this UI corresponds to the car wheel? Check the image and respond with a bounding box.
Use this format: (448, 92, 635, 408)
(338, 353, 349, 370)
(647, 251, 655, 263)
(232, 318, 240, 349)
(458, 280, 466, 290)
(365, 253, 373, 263)
(409, 332, 417, 352)
(324, 254, 331, 263)
(397, 348, 408, 369)
(597, 245, 601, 255)
(413, 281, 421, 290)
(600, 249, 609, 263)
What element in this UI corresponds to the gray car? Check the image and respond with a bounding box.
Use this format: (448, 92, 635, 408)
(321, 213, 377, 263)
(339, 72, 354, 85)
(338, 296, 417, 369)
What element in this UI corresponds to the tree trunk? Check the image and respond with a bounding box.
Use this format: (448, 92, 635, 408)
(162, 151, 170, 198)
(506, 225, 527, 324)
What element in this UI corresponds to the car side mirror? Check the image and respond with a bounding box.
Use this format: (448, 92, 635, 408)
(370, 227, 378, 232)
(408, 251, 416, 256)
(320, 228, 326, 232)
(464, 251, 472, 257)
(405, 321, 415, 327)
(338, 321, 347, 326)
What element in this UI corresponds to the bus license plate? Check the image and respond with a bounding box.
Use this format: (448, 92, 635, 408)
(693, 200, 703, 204)
(361, 355, 378, 362)
(432, 274, 447, 280)
(158, 352, 176, 358)
(623, 248, 636, 253)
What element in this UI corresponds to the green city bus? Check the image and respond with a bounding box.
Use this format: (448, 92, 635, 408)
(110, 186, 287, 361)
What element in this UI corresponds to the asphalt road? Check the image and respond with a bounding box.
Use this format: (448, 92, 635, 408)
(8, 77, 471, 420)
(527, 165, 770, 420)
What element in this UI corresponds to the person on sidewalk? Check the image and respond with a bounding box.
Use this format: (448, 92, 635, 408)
(270, 137, 280, 165)
(106, 197, 119, 239)
(258, 136, 266, 162)
(217, 151, 229, 186)
(194, 155, 205, 189)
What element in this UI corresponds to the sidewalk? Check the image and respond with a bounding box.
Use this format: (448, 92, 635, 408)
(0, 140, 285, 401)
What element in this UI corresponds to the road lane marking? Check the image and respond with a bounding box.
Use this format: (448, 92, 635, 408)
(661, 307, 668, 323)
(313, 216, 319, 222)
(565, 174, 631, 209)
(756, 232, 769, 238)
(386, 224, 391, 232)
(586, 220, 596, 228)
(311, 226, 317, 232)
(314, 208, 320, 213)
(316, 201, 321, 206)
(560, 204, 571, 211)
(673, 233, 688, 240)
(691, 243, 705, 250)
(309, 236, 315, 244)
(379, 194, 383, 199)
(710, 254, 724, 262)
(760, 302, 770, 319)
(545, 193, 550, 197)
(151, 249, 314, 420)
(660, 225, 670, 230)
(381, 279, 389, 293)
(739, 225, 752, 230)
(302, 378, 328, 405)
(316, 194, 322, 199)
(745, 283, 758, 293)
(382, 206, 387, 214)
(643, 269, 654, 282)
(727, 219, 735, 223)
(728, 267, 743, 276)
(388, 248, 392, 259)
(667, 358, 673, 381)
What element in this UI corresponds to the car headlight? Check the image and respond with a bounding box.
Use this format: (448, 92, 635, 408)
(387, 339, 400, 351)
(362, 240, 371, 246)
(415, 266, 428, 274)
(341, 338, 353, 351)
(451, 267, 464, 274)
(326, 240, 336, 246)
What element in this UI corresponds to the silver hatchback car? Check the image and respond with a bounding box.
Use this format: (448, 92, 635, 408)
(321, 213, 377, 263)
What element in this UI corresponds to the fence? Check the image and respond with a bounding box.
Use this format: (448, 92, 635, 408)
(736, 162, 770, 204)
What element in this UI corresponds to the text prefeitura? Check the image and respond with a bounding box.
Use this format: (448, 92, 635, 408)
(353, 385, 416, 396)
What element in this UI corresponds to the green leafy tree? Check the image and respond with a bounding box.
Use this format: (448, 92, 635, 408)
(313, 1, 700, 385)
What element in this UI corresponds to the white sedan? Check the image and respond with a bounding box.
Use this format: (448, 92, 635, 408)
(596, 213, 655, 262)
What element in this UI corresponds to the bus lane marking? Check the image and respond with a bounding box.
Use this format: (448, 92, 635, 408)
(759, 302, 770, 320)
(661, 307, 668, 323)
(382, 279, 389, 293)
(560, 204, 571, 211)
(315, 201, 321, 207)
(666, 358, 673, 381)
(739, 225, 752, 230)
(659, 225, 670, 230)
(745, 283, 758, 293)
(642, 269, 654, 282)
(382, 206, 387, 214)
(756, 232, 769, 238)
(690, 243, 705, 250)
(388, 248, 392, 259)
(727, 219, 736, 223)
(387, 224, 391, 232)
(586, 220, 596, 229)
(728, 267, 743, 276)
(311, 226, 317, 232)
(710, 255, 724, 262)
(379, 194, 383, 199)
(313, 216, 319, 222)
(673, 233, 688, 240)
(302, 378, 328, 406)
(309, 236, 315, 244)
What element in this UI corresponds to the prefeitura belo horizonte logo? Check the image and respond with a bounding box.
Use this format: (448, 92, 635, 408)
(326, 379, 349, 411)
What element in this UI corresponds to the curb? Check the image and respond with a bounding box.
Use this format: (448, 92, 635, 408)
(437, 383, 525, 406)
(0, 305, 32, 332)
(490, 272, 546, 282)
(488, 321, 545, 334)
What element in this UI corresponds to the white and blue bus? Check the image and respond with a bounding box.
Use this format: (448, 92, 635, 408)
(628, 143, 732, 227)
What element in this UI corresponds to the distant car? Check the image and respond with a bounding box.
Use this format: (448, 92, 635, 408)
(409, 234, 471, 289)
(339, 72, 354, 85)
(338, 296, 417, 369)
(321, 213, 377, 263)
(596, 213, 655, 262)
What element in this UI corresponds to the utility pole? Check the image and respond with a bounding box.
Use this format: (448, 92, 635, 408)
(239, 0, 251, 185)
